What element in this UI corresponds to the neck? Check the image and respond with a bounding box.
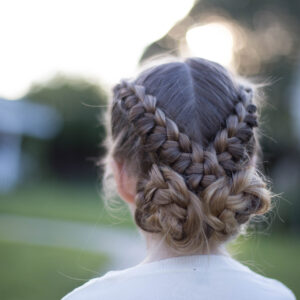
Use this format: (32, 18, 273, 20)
(127, 203, 229, 264)
(138, 230, 229, 265)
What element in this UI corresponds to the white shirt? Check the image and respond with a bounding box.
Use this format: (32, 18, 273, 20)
(62, 254, 296, 300)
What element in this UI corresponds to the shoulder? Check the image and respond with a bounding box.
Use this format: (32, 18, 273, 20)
(61, 258, 296, 300)
(61, 267, 164, 300)
(248, 272, 296, 299)
(241, 274, 296, 300)
(61, 271, 117, 300)
(223, 259, 296, 300)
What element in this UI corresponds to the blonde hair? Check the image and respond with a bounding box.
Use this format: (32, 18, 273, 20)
(103, 57, 272, 255)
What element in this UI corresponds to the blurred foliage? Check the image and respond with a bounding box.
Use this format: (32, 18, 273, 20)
(0, 240, 108, 300)
(24, 75, 107, 181)
(0, 179, 134, 227)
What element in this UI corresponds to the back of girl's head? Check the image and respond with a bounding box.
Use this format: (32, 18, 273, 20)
(105, 56, 272, 255)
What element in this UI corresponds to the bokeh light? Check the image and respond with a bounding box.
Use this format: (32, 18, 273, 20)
(186, 22, 234, 66)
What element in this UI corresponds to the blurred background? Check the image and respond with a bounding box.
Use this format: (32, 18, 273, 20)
(0, 0, 299, 299)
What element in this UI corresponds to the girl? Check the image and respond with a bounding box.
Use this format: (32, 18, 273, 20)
(62, 57, 295, 299)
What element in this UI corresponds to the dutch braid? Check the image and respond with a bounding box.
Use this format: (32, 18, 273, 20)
(114, 82, 258, 188)
(109, 60, 271, 254)
(112, 80, 270, 252)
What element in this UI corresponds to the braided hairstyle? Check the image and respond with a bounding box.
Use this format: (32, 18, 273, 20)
(107, 57, 271, 254)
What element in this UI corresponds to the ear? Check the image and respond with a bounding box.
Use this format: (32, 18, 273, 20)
(111, 158, 137, 204)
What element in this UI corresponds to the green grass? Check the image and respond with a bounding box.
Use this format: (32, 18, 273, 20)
(0, 180, 135, 227)
(0, 240, 109, 300)
(228, 233, 300, 298)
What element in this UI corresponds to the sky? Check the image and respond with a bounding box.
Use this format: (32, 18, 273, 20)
(0, 0, 238, 100)
(0, 0, 195, 99)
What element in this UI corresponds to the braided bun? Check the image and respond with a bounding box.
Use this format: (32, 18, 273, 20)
(108, 57, 271, 254)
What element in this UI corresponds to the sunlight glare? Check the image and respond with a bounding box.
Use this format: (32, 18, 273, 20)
(186, 22, 234, 66)
(0, 0, 194, 99)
